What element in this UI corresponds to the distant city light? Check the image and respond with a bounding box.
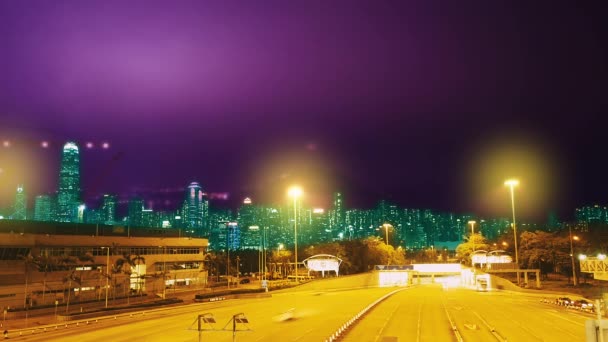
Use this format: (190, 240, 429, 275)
(578, 254, 587, 260)
(209, 192, 229, 200)
(2, 140, 10, 147)
(102, 142, 110, 149)
(86, 142, 94, 149)
(313, 208, 324, 214)
(598, 254, 606, 260)
(243, 197, 252, 204)
(41, 141, 49, 148)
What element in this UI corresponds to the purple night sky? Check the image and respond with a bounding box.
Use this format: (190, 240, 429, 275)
(0, 1, 606, 220)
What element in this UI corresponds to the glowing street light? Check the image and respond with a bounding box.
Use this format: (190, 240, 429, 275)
(504, 179, 520, 284)
(382, 223, 392, 245)
(468, 220, 476, 256)
(598, 254, 606, 261)
(288, 186, 302, 283)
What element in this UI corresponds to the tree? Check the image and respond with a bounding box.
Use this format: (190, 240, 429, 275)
(57, 256, 78, 314)
(31, 254, 57, 306)
(113, 254, 145, 304)
(456, 233, 489, 264)
(75, 253, 94, 302)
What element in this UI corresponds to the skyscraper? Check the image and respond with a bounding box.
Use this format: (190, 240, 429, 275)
(34, 194, 53, 221)
(182, 182, 207, 235)
(12, 185, 27, 220)
(329, 192, 344, 231)
(102, 194, 117, 225)
(128, 197, 144, 227)
(56, 142, 81, 222)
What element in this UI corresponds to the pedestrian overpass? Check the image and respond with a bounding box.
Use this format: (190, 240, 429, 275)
(375, 264, 463, 287)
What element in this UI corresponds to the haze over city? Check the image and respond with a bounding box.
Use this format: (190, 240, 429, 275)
(1, 0, 606, 221)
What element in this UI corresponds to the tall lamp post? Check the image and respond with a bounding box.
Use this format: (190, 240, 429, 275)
(504, 179, 520, 284)
(101, 247, 110, 308)
(468, 220, 476, 249)
(382, 224, 392, 245)
(158, 246, 166, 299)
(468, 220, 476, 266)
(569, 226, 579, 286)
(288, 186, 303, 283)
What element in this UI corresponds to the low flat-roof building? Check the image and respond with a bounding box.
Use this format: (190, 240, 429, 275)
(0, 220, 208, 309)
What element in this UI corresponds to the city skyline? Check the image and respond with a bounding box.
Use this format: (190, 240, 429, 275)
(2, 139, 608, 225)
(1, 1, 606, 221)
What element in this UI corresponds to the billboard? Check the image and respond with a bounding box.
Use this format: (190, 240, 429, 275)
(303, 254, 342, 277)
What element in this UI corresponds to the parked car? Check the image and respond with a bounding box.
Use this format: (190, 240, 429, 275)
(572, 299, 594, 312)
(557, 297, 572, 306)
(239, 278, 251, 284)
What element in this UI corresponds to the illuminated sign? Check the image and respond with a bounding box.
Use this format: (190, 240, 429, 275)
(313, 208, 324, 214)
(303, 254, 342, 276)
(243, 197, 252, 204)
(249, 225, 259, 231)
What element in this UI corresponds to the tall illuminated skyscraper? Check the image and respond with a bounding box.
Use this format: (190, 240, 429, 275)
(56, 142, 81, 222)
(34, 195, 52, 221)
(330, 192, 344, 230)
(12, 185, 27, 220)
(102, 194, 117, 225)
(128, 197, 144, 227)
(182, 182, 208, 235)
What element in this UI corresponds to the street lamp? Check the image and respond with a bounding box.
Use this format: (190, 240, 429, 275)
(288, 186, 302, 283)
(382, 223, 392, 245)
(101, 247, 110, 308)
(504, 179, 520, 284)
(468, 220, 476, 254)
(569, 226, 579, 286)
(159, 246, 166, 299)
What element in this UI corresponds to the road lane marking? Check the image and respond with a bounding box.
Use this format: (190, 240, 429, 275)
(292, 328, 315, 341)
(546, 311, 585, 327)
(374, 302, 401, 342)
(416, 303, 422, 342)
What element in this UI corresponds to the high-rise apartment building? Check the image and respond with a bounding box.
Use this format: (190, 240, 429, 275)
(128, 198, 144, 227)
(102, 194, 117, 225)
(33, 195, 53, 221)
(575, 205, 608, 224)
(329, 192, 345, 231)
(238, 198, 261, 249)
(12, 185, 27, 220)
(56, 142, 81, 222)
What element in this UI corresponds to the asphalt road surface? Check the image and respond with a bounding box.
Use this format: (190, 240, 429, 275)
(344, 284, 589, 341)
(7, 283, 594, 341)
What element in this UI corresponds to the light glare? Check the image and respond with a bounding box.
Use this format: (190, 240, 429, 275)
(288, 186, 303, 198)
(504, 179, 519, 187)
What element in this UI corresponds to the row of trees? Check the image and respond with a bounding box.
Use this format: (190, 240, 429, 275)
(21, 250, 150, 311)
(212, 237, 454, 278)
(456, 229, 605, 280)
